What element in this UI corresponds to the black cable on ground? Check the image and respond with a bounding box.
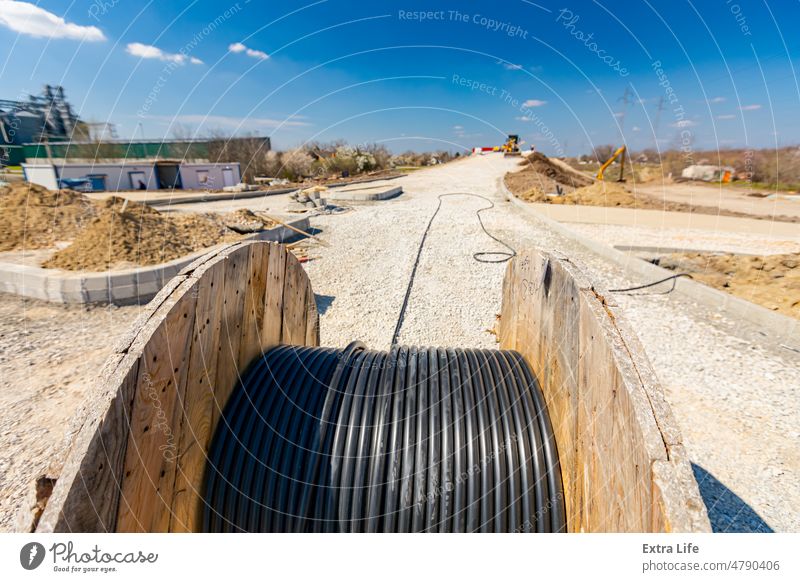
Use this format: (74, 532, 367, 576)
(390, 193, 518, 346)
(609, 272, 693, 294)
(203, 344, 565, 533)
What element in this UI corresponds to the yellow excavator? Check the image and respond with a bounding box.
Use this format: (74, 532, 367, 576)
(596, 145, 626, 181)
(502, 134, 522, 157)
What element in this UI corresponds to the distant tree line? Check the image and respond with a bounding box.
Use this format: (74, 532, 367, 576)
(198, 130, 456, 183)
(578, 144, 800, 188)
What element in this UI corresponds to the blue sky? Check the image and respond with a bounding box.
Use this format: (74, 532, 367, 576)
(1, 0, 798, 154)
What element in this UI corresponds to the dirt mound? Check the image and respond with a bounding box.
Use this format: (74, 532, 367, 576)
(658, 252, 800, 319)
(43, 197, 239, 271)
(0, 182, 96, 251)
(520, 152, 594, 187)
(222, 209, 277, 234)
(506, 176, 640, 206)
(566, 181, 638, 206)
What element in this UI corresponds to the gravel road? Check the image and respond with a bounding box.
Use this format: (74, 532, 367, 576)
(1, 154, 796, 532)
(305, 154, 799, 532)
(0, 299, 142, 531)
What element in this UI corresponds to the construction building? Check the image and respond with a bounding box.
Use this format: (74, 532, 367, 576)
(22, 159, 242, 192)
(0, 85, 81, 166)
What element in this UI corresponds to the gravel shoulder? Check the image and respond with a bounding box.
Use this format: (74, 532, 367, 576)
(0, 297, 142, 531)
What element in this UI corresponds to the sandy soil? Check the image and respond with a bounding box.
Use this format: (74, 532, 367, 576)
(0, 183, 95, 252)
(505, 159, 800, 223)
(657, 252, 800, 319)
(0, 184, 280, 271)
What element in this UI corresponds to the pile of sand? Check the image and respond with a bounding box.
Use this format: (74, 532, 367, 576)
(505, 153, 800, 223)
(658, 252, 800, 319)
(521, 153, 594, 187)
(0, 183, 96, 251)
(561, 181, 639, 206)
(223, 209, 277, 234)
(43, 197, 240, 271)
(1, 184, 287, 271)
(504, 153, 596, 202)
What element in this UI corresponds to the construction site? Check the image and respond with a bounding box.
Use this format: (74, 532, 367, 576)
(1, 139, 797, 536)
(0, 7, 798, 572)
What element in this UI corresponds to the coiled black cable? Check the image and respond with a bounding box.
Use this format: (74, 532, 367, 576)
(203, 344, 566, 533)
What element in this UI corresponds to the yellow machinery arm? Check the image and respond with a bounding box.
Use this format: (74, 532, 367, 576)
(596, 145, 626, 181)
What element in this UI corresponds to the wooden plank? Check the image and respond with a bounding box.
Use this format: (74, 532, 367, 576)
(652, 445, 710, 533)
(169, 260, 226, 532)
(304, 280, 320, 347)
(501, 253, 582, 532)
(498, 249, 710, 533)
(36, 354, 136, 532)
(238, 242, 269, 369)
(262, 243, 287, 347)
(281, 253, 308, 345)
(210, 245, 252, 434)
(38, 241, 327, 533)
(578, 302, 653, 532)
(116, 288, 197, 532)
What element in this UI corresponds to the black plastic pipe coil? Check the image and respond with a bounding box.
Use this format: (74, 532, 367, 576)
(202, 343, 566, 533)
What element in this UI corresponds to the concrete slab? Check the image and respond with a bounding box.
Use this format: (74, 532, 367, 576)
(325, 182, 402, 202)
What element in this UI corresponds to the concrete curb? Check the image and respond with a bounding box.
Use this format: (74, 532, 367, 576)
(130, 187, 299, 207)
(115, 176, 402, 207)
(326, 184, 403, 202)
(0, 217, 310, 306)
(501, 180, 799, 345)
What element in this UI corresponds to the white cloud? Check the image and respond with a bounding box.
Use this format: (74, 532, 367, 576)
(740, 104, 762, 111)
(229, 41, 269, 60)
(708, 96, 726, 104)
(503, 63, 523, 70)
(522, 99, 546, 107)
(126, 43, 202, 65)
(717, 114, 737, 120)
(632, 125, 641, 132)
(0, 1, 105, 41)
(453, 125, 463, 130)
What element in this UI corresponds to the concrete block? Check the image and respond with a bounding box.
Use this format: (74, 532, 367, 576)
(22, 284, 49, 301)
(17, 271, 48, 301)
(82, 275, 109, 292)
(108, 272, 135, 288)
(85, 286, 110, 304)
(110, 284, 137, 304)
(45, 277, 64, 303)
(134, 268, 161, 285)
(136, 279, 162, 298)
(61, 277, 84, 293)
(161, 264, 181, 283)
(61, 290, 87, 303)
